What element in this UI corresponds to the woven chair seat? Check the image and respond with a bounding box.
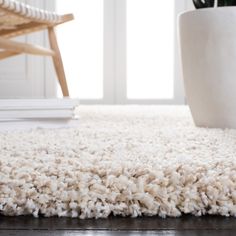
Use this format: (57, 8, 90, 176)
(0, 0, 64, 29)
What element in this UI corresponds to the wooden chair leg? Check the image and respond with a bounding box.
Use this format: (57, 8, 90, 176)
(48, 27, 69, 97)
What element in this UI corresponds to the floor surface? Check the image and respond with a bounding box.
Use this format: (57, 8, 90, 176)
(0, 215, 236, 235)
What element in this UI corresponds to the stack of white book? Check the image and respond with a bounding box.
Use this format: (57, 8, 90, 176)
(0, 99, 79, 120)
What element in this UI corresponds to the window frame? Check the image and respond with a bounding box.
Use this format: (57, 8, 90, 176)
(54, 0, 188, 104)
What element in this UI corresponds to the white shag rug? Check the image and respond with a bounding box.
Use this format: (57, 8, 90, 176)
(1, 106, 236, 219)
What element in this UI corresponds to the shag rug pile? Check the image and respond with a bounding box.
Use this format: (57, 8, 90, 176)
(1, 106, 236, 219)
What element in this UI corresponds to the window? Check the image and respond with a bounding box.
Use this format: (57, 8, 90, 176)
(127, 0, 174, 99)
(56, 0, 186, 104)
(57, 0, 104, 99)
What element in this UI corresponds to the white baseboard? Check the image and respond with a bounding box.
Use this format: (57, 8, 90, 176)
(0, 98, 79, 110)
(0, 99, 79, 120)
(0, 118, 79, 131)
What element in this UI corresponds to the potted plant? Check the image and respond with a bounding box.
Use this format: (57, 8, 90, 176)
(178, 0, 236, 128)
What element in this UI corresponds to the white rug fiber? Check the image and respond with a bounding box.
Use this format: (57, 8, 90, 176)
(1, 106, 236, 219)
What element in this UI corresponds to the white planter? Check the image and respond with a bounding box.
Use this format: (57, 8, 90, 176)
(179, 7, 236, 129)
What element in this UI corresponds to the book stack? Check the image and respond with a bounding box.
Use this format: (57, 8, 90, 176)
(0, 99, 79, 120)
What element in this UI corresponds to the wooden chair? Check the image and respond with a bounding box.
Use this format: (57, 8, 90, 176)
(0, 0, 74, 97)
